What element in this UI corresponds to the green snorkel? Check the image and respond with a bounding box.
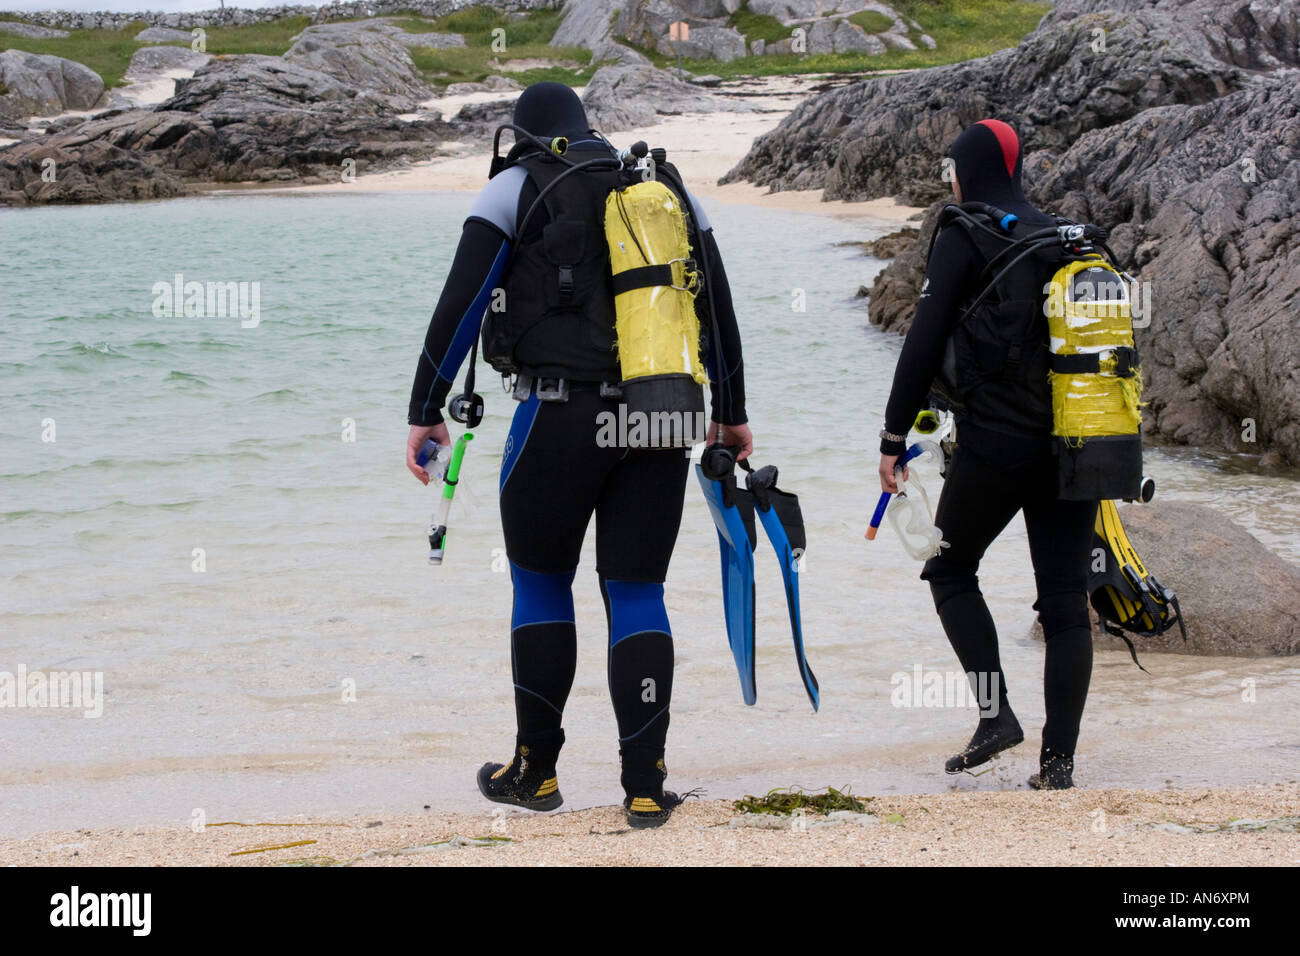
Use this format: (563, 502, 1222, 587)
(427, 333, 487, 566)
(427, 432, 474, 565)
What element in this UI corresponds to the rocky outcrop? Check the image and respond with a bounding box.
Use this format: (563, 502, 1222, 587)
(0, 134, 188, 204)
(0, 50, 106, 122)
(1028, 80, 1300, 466)
(552, 0, 651, 64)
(617, 0, 749, 61)
(0, 51, 461, 203)
(134, 26, 197, 44)
(0, 21, 70, 40)
(730, 0, 1300, 466)
(1030, 501, 1300, 657)
(283, 22, 434, 109)
(615, 0, 930, 60)
(581, 62, 736, 130)
(125, 45, 211, 78)
(725, 8, 1245, 201)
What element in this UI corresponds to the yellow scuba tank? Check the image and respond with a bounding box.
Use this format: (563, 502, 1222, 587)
(604, 179, 707, 448)
(1046, 255, 1144, 499)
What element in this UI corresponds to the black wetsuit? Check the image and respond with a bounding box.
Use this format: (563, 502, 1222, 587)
(408, 87, 747, 794)
(880, 120, 1097, 767)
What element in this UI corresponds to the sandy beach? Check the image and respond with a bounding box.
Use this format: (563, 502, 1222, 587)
(4, 783, 1296, 866)
(278, 75, 924, 229)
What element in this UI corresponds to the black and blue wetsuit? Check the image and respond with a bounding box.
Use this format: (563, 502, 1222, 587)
(408, 110, 747, 796)
(880, 120, 1097, 783)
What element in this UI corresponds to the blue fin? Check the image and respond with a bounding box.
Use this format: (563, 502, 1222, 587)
(696, 464, 757, 705)
(752, 487, 820, 711)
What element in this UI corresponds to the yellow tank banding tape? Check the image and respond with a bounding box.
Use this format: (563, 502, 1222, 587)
(605, 181, 708, 386)
(1047, 257, 1143, 439)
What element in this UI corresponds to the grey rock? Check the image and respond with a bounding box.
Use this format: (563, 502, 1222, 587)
(443, 74, 522, 96)
(1026, 78, 1300, 465)
(878, 30, 914, 51)
(1029, 501, 1300, 656)
(283, 22, 433, 108)
(749, 0, 875, 21)
(125, 45, 212, 80)
(725, 8, 1246, 204)
(816, 20, 886, 55)
(582, 63, 730, 131)
(691, 73, 723, 86)
(1048, 0, 1299, 71)
(134, 26, 198, 44)
(616, 0, 748, 60)
(666, 25, 748, 61)
(919, 32, 936, 50)
(0, 21, 70, 40)
(0, 134, 188, 205)
(0, 51, 106, 122)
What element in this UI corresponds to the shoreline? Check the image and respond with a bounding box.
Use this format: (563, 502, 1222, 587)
(266, 76, 925, 228)
(5, 783, 1297, 866)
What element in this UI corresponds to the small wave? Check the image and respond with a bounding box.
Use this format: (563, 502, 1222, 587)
(164, 370, 211, 386)
(249, 388, 300, 402)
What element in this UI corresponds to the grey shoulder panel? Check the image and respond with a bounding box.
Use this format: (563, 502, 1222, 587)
(685, 188, 712, 232)
(467, 165, 527, 240)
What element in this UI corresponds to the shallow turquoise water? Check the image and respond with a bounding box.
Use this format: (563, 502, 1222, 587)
(1, 191, 1297, 836)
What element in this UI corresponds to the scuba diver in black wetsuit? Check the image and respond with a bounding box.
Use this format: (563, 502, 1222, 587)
(878, 120, 1100, 790)
(404, 83, 751, 827)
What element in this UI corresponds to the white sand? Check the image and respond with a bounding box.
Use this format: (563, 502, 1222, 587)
(5, 784, 1296, 866)
(281, 75, 923, 227)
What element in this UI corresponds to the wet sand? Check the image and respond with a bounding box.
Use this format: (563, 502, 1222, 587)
(5, 783, 1296, 866)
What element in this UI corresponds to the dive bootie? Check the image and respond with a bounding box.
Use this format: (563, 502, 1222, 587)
(1028, 752, 1075, 790)
(944, 710, 1024, 774)
(620, 745, 683, 829)
(476, 731, 564, 811)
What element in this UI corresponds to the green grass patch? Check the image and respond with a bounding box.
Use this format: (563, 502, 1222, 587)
(847, 10, 895, 33)
(643, 0, 1050, 79)
(0, 15, 314, 88)
(199, 15, 315, 57)
(405, 5, 586, 88)
(727, 8, 790, 46)
(734, 786, 873, 816)
(0, 19, 149, 88)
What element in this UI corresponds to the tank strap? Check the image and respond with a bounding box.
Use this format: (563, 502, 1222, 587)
(1050, 347, 1139, 376)
(611, 264, 673, 295)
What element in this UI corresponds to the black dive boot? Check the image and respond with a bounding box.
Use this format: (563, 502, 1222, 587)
(1028, 751, 1075, 790)
(620, 745, 683, 829)
(476, 730, 564, 811)
(944, 709, 1024, 774)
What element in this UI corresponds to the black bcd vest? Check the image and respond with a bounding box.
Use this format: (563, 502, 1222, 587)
(481, 147, 625, 381)
(931, 214, 1060, 437)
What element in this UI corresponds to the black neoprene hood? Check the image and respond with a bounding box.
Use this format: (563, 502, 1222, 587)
(948, 119, 1027, 205)
(511, 81, 592, 140)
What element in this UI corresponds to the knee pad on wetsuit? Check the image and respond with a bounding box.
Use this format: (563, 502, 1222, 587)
(603, 579, 671, 646)
(510, 562, 576, 630)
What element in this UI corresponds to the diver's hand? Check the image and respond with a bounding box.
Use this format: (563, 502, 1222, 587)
(879, 454, 910, 494)
(407, 422, 451, 484)
(707, 421, 754, 462)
